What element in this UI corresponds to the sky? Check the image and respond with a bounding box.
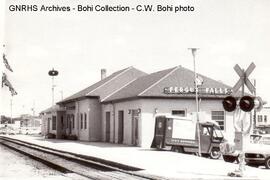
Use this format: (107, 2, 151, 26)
(1, 0, 270, 117)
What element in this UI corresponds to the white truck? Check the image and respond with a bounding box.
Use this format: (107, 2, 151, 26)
(151, 115, 224, 159)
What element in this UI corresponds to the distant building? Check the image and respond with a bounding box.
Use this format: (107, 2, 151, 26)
(256, 107, 270, 133)
(40, 105, 65, 136)
(41, 66, 249, 148)
(0, 114, 41, 130)
(19, 114, 41, 128)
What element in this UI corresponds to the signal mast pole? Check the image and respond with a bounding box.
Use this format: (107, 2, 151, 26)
(189, 48, 201, 157)
(48, 68, 59, 106)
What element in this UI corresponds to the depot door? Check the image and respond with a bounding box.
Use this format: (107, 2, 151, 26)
(68, 119, 72, 135)
(118, 111, 124, 144)
(47, 118, 51, 133)
(132, 110, 140, 146)
(105, 112, 110, 142)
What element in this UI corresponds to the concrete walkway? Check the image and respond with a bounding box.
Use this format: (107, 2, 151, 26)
(3, 135, 270, 180)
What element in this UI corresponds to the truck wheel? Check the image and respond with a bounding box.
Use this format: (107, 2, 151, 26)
(223, 155, 237, 163)
(236, 155, 240, 164)
(171, 146, 184, 153)
(158, 141, 163, 149)
(265, 157, 270, 169)
(210, 149, 221, 159)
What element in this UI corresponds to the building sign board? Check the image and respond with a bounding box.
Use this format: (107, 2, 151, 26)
(164, 86, 232, 95)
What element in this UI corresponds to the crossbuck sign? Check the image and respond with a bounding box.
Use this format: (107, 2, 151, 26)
(232, 62, 256, 95)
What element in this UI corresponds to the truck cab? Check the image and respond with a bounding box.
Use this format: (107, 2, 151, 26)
(152, 115, 224, 159)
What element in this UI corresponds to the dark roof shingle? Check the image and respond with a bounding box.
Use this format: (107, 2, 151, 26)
(58, 67, 146, 104)
(103, 66, 234, 102)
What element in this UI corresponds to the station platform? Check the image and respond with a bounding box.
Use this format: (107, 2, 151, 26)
(3, 135, 270, 180)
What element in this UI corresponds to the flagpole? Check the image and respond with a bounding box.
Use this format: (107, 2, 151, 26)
(10, 97, 12, 124)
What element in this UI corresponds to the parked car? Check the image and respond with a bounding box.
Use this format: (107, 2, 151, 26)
(0, 127, 7, 134)
(20, 127, 41, 135)
(245, 134, 270, 168)
(0, 126, 16, 135)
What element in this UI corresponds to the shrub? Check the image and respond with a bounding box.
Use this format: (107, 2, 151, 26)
(67, 134, 77, 140)
(45, 133, 56, 139)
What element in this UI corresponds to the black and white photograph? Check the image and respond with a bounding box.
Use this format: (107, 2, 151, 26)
(1, 0, 270, 179)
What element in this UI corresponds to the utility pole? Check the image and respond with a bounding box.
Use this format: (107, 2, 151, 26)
(32, 101, 35, 116)
(252, 79, 256, 131)
(189, 48, 201, 157)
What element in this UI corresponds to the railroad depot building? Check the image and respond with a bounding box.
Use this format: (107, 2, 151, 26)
(41, 66, 238, 148)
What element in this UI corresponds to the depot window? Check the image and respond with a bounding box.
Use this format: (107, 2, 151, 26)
(61, 116, 64, 130)
(84, 113, 87, 129)
(264, 115, 267, 123)
(171, 110, 186, 117)
(52, 116, 56, 130)
(211, 111, 225, 130)
(80, 113, 83, 129)
(66, 114, 70, 129)
(71, 114, 75, 129)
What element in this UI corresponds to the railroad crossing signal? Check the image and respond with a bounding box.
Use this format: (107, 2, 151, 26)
(222, 96, 237, 112)
(239, 96, 255, 112)
(222, 62, 266, 112)
(224, 62, 266, 177)
(232, 62, 255, 94)
(222, 96, 265, 112)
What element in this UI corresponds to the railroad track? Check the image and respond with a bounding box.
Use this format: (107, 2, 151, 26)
(0, 136, 166, 180)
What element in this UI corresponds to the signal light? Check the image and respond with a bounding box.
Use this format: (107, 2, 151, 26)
(254, 96, 267, 112)
(222, 96, 237, 112)
(222, 95, 266, 112)
(239, 96, 254, 112)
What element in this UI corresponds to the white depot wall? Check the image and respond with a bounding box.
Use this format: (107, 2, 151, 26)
(102, 98, 237, 148)
(101, 100, 142, 145)
(140, 98, 235, 148)
(77, 98, 101, 141)
(77, 99, 90, 141)
(89, 98, 102, 141)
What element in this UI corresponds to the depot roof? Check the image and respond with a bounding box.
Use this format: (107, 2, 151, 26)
(40, 105, 65, 114)
(58, 67, 147, 104)
(103, 66, 235, 103)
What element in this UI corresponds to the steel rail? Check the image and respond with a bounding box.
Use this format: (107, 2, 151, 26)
(0, 136, 166, 180)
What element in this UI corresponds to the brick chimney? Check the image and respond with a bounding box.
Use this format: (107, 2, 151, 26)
(101, 69, 106, 80)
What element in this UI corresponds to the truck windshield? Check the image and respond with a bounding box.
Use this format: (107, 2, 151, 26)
(213, 126, 223, 138)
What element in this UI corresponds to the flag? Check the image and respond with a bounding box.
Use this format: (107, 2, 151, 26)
(3, 53, 13, 72)
(1, 73, 17, 96)
(2, 72, 6, 87)
(9, 86, 17, 96)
